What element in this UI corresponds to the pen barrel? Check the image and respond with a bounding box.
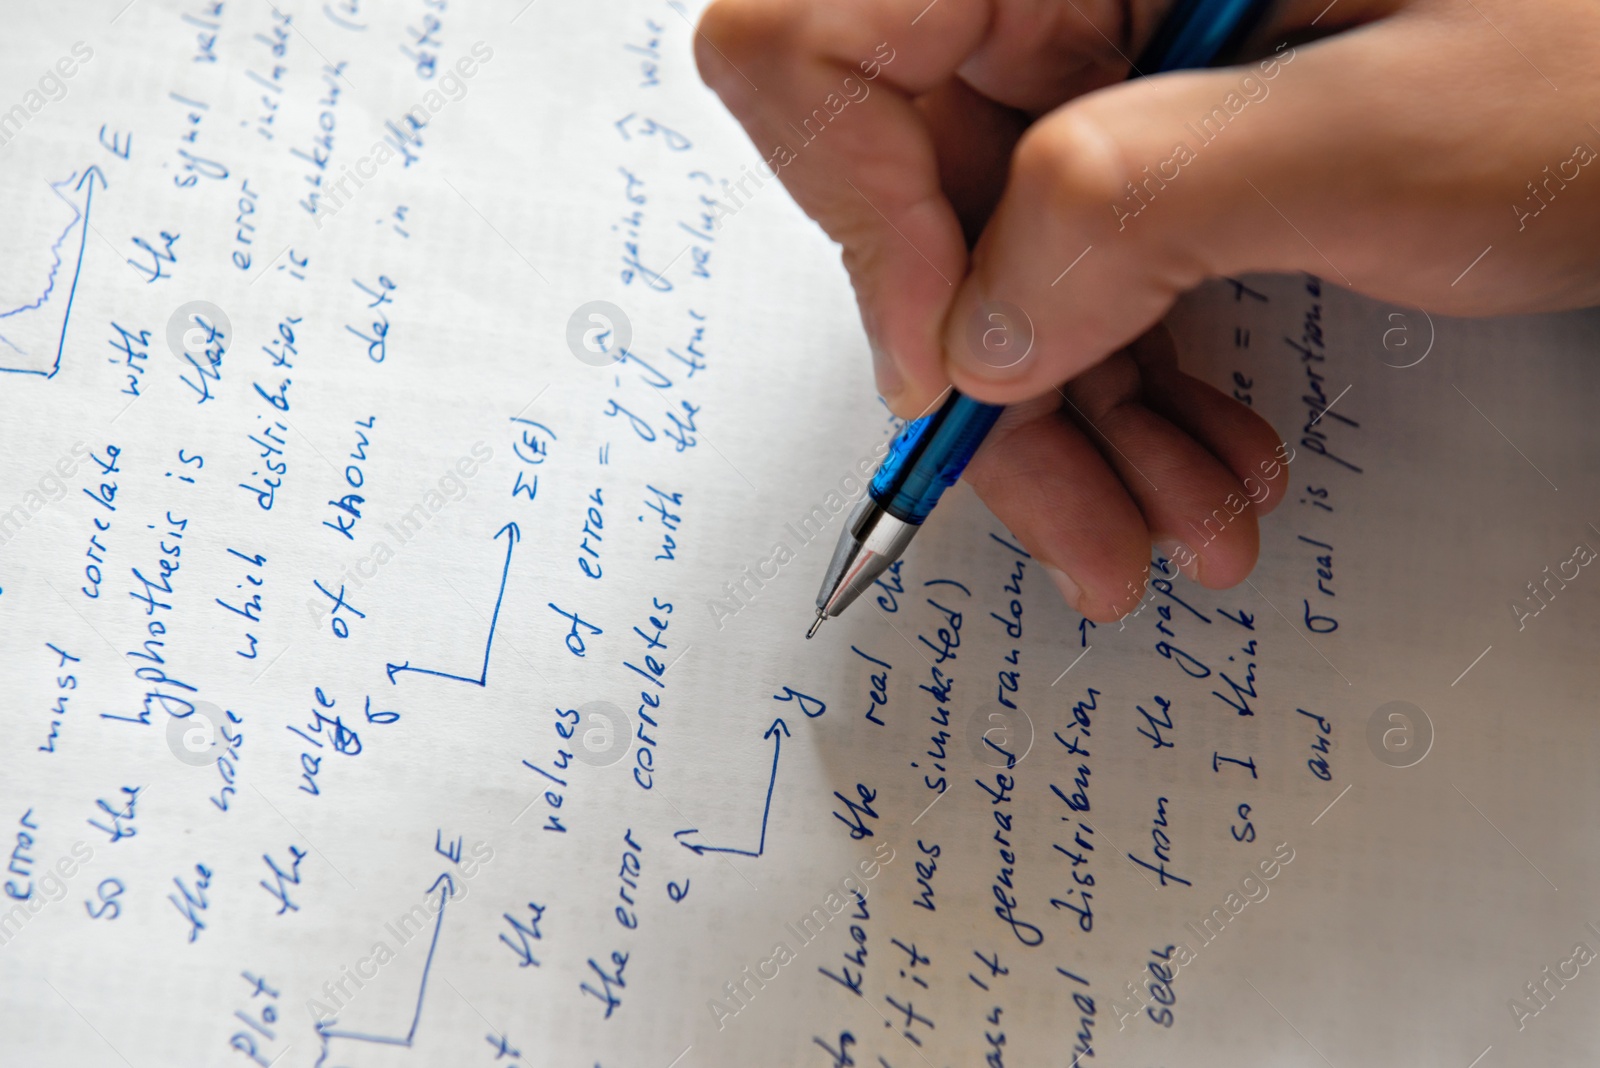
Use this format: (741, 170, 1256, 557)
(1134, 0, 1275, 73)
(867, 394, 1005, 525)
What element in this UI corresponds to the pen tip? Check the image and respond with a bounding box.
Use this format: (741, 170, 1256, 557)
(806, 612, 825, 640)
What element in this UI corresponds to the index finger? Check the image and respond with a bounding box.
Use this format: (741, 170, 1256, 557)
(694, 0, 986, 415)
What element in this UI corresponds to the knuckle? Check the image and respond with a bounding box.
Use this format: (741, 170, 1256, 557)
(1011, 111, 1128, 226)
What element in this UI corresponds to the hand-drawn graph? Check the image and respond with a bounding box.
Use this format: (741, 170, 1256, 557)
(314, 871, 456, 1068)
(386, 522, 519, 686)
(0, 166, 103, 379)
(674, 718, 788, 858)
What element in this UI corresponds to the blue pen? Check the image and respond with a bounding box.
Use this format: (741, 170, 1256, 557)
(808, 0, 1275, 637)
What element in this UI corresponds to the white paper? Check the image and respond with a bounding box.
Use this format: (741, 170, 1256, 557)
(2, 3, 1599, 1066)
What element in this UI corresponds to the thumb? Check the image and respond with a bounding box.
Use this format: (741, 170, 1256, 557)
(936, 9, 1588, 401)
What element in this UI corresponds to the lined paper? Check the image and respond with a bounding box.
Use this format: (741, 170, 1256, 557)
(2, 3, 1599, 1065)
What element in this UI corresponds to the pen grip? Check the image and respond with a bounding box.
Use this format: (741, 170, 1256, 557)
(868, 393, 1005, 524)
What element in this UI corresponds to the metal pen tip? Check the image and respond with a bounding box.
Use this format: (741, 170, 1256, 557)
(806, 611, 825, 640)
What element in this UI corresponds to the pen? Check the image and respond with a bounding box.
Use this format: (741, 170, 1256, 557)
(808, 0, 1277, 638)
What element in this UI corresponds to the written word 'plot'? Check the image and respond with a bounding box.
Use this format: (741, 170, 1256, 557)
(0, 167, 103, 379)
(674, 718, 788, 859)
(313, 871, 456, 1068)
(387, 522, 519, 687)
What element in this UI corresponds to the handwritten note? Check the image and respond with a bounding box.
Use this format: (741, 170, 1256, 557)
(3, 2, 1600, 1065)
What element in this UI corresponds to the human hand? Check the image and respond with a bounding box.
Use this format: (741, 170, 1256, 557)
(694, 0, 1600, 619)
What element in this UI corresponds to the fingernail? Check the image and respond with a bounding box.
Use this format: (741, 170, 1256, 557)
(870, 339, 905, 401)
(954, 297, 1035, 380)
(1044, 565, 1082, 611)
(1154, 539, 1200, 582)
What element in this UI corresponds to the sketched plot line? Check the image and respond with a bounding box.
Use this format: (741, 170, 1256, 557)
(314, 872, 456, 1065)
(4, 198, 77, 317)
(0, 167, 104, 378)
(386, 522, 519, 686)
